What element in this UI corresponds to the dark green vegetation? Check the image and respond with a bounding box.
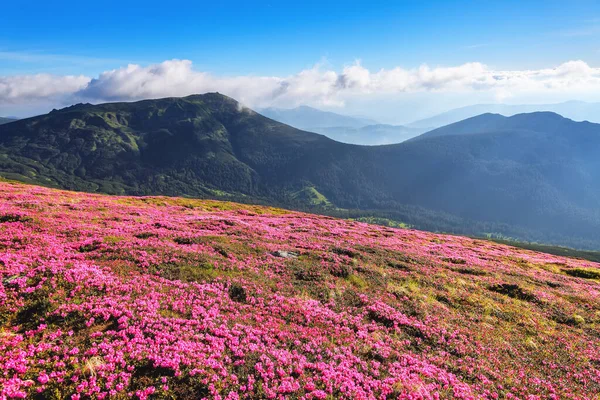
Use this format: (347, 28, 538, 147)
(490, 239, 600, 264)
(1, 93, 600, 249)
(0, 117, 17, 125)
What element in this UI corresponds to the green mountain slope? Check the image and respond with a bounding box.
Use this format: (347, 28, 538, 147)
(1, 93, 600, 249)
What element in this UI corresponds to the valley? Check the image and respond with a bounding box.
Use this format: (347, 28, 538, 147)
(1, 94, 599, 249)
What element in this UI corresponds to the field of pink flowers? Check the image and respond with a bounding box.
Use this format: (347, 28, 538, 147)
(0, 181, 599, 399)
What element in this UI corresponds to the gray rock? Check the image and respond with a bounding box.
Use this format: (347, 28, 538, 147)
(271, 250, 299, 259)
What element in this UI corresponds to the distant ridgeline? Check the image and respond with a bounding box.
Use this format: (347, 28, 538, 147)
(0, 117, 17, 125)
(259, 106, 425, 145)
(1, 93, 600, 249)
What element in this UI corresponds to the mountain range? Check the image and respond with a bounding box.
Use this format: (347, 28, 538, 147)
(1, 93, 599, 249)
(261, 101, 600, 145)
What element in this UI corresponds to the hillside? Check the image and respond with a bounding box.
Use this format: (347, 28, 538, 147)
(1, 94, 600, 248)
(0, 181, 599, 399)
(0, 94, 333, 197)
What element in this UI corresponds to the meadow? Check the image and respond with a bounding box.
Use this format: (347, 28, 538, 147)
(0, 181, 599, 399)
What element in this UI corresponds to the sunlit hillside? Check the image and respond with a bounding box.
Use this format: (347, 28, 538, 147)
(1, 181, 599, 399)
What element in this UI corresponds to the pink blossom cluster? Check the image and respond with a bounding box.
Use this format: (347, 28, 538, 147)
(0, 182, 599, 399)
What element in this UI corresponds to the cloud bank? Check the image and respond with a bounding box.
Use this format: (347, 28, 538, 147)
(2, 59, 600, 110)
(0, 74, 89, 103)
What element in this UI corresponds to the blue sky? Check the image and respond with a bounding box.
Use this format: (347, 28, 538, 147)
(2, 0, 600, 121)
(2, 0, 600, 75)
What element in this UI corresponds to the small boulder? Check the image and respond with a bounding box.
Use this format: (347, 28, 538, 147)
(271, 250, 299, 259)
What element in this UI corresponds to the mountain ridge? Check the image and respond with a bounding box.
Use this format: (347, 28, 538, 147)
(408, 101, 600, 129)
(410, 111, 582, 140)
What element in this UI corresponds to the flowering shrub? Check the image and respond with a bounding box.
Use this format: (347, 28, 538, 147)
(0, 181, 599, 399)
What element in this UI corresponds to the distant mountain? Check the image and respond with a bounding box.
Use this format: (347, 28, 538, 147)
(0, 117, 17, 125)
(318, 124, 426, 145)
(409, 101, 600, 129)
(412, 111, 581, 141)
(259, 105, 377, 130)
(259, 106, 423, 144)
(2, 93, 600, 249)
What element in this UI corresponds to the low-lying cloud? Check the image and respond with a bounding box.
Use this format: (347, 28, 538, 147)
(2, 59, 600, 111)
(0, 73, 89, 103)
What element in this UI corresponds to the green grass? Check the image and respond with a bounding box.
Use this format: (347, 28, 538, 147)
(291, 186, 332, 207)
(350, 216, 411, 229)
(346, 274, 368, 289)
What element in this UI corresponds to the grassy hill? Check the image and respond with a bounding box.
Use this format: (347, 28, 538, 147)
(0, 181, 598, 398)
(1, 94, 600, 249)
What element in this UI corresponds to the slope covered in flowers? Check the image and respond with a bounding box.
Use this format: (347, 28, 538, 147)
(0, 181, 599, 399)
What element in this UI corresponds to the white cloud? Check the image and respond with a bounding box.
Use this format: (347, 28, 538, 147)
(0, 74, 89, 103)
(2, 59, 600, 111)
(77, 59, 343, 107)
